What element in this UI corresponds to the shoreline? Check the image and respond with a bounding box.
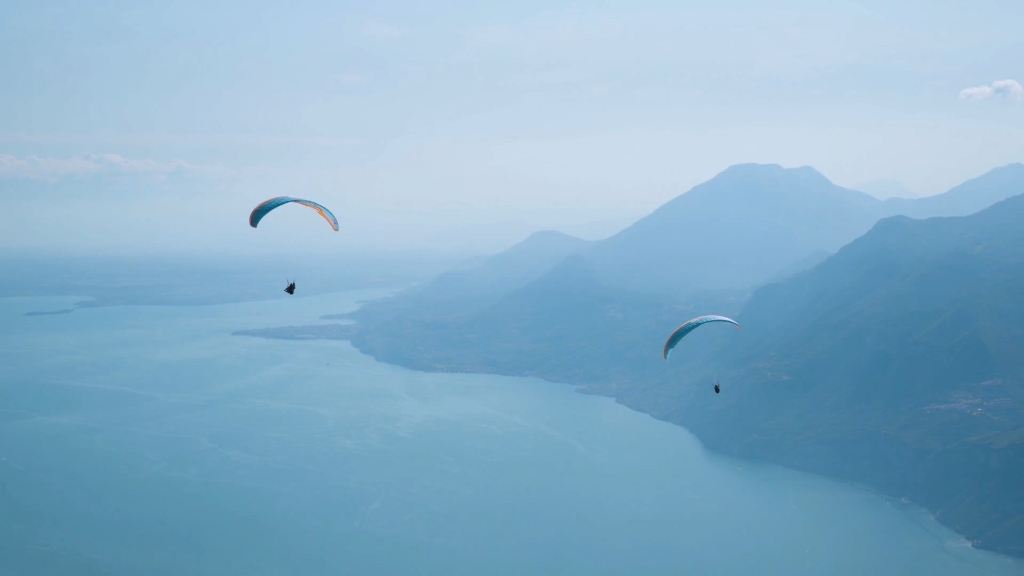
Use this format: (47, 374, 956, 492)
(234, 321, 1016, 562)
(18, 290, 1016, 562)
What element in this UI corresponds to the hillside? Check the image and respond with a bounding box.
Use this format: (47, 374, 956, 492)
(883, 163, 1024, 219)
(644, 195, 1024, 555)
(342, 192, 1024, 555)
(310, 162, 1024, 555)
(354, 230, 592, 321)
(352, 254, 732, 382)
(348, 162, 1024, 379)
(362, 162, 1024, 323)
(584, 162, 1024, 296)
(586, 163, 882, 295)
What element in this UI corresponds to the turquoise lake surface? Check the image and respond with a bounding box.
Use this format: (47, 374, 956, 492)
(2, 292, 1022, 575)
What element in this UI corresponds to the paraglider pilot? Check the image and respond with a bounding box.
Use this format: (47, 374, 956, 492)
(284, 281, 296, 295)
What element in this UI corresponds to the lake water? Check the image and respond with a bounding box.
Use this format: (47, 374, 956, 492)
(2, 291, 1022, 575)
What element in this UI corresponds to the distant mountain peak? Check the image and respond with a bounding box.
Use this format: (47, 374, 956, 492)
(519, 229, 584, 244)
(881, 162, 1024, 219)
(715, 162, 828, 177)
(682, 164, 843, 201)
(991, 161, 1023, 170)
(719, 162, 785, 173)
(496, 229, 590, 259)
(948, 162, 1024, 190)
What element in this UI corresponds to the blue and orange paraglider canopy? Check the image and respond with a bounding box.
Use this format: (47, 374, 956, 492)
(249, 196, 339, 231)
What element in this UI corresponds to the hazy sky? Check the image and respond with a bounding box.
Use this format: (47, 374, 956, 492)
(1, 0, 1022, 255)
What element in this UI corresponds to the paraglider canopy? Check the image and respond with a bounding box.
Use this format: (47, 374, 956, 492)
(249, 196, 339, 231)
(662, 315, 741, 360)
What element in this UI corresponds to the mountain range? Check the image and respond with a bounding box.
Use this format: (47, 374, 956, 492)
(655, 193, 1024, 555)
(252, 161, 1024, 556)
(359, 162, 1024, 316)
(350, 163, 1024, 375)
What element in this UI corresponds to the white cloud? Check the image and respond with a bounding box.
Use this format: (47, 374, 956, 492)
(0, 153, 214, 180)
(959, 79, 1022, 100)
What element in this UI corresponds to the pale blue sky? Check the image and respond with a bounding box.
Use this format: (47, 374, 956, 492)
(1, 0, 1022, 255)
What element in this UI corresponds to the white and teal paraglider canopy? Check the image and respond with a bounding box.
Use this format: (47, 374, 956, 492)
(662, 315, 741, 360)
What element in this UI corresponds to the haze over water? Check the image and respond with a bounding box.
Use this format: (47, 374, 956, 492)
(1, 291, 1021, 575)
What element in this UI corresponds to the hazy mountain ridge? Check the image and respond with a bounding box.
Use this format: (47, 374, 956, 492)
(882, 163, 1024, 220)
(354, 230, 592, 321)
(582, 162, 1024, 296)
(350, 253, 724, 380)
(328, 161, 1024, 556)
(360, 162, 1024, 316)
(662, 195, 1024, 554)
(585, 163, 883, 295)
(347, 164, 1024, 368)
